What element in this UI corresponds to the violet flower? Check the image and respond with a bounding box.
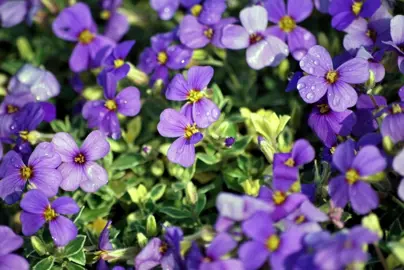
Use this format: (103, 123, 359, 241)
(328, 140, 386, 214)
(150, 0, 180, 20)
(329, 0, 381, 31)
(221, 5, 289, 70)
(393, 149, 404, 201)
(52, 3, 115, 73)
(263, 0, 316, 60)
(20, 190, 79, 246)
(82, 73, 141, 139)
(51, 130, 110, 192)
(138, 31, 193, 86)
(0, 0, 41, 28)
(96, 220, 114, 270)
(342, 6, 391, 53)
(157, 108, 204, 167)
(0, 226, 29, 270)
(8, 64, 60, 101)
(100, 0, 129, 42)
(165, 66, 220, 128)
(297, 45, 369, 112)
(384, 15, 404, 73)
(186, 234, 242, 269)
(0, 142, 61, 201)
(179, 16, 236, 49)
(380, 103, 404, 143)
(314, 0, 331, 14)
(239, 212, 304, 270)
(273, 139, 315, 192)
(183, 0, 226, 25)
(308, 101, 356, 147)
(135, 227, 184, 270)
(284, 200, 329, 233)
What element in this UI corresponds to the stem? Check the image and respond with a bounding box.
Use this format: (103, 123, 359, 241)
(374, 244, 388, 270)
(392, 196, 404, 210)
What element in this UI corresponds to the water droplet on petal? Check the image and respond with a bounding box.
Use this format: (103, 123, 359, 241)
(306, 92, 314, 100)
(297, 83, 305, 90)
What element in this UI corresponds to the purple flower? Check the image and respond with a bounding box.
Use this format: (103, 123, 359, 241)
(273, 139, 315, 191)
(20, 190, 79, 246)
(329, 0, 381, 31)
(186, 234, 243, 270)
(380, 103, 404, 143)
(221, 5, 289, 70)
(224, 137, 235, 147)
(263, 0, 316, 60)
(297, 45, 370, 112)
(314, 0, 331, 14)
(393, 149, 404, 201)
(239, 212, 304, 270)
(100, 0, 129, 42)
(0, 0, 41, 28)
(284, 200, 329, 233)
(215, 192, 273, 232)
(328, 140, 386, 214)
(82, 74, 141, 139)
(314, 226, 379, 269)
(308, 101, 356, 147)
(8, 64, 60, 101)
(52, 3, 115, 72)
(356, 47, 386, 82)
(51, 130, 110, 192)
(184, 0, 226, 25)
(150, 0, 180, 20)
(0, 142, 62, 201)
(258, 186, 307, 221)
(286, 71, 304, 92)
(157, 108, 204, 167)
(384, 15, 404, 73)
(96, 221, 114, 270)
(179, 16, 236, 49)
(97, 40, 136, 80)
(135, 227, 184, 270)
(0, 226, 29, 270)
(138, 31, 193, 86)
(343, 6, 391, 53)
(165, 66, 220, 128)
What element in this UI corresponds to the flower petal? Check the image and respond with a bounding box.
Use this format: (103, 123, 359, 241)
(288, 26, 316, 61)
(28, 142, 61, 169)
(206, 233, 237, 259)
(167, 137, 196, 167)
(29, 168, 62, 197)
(349, 181, 379, 214)
(104, 12, 129, 42)
(264, 0, 286, 23)
(240, 5, 268, 34)
(51, 132, 79, 162)
(297, 75, 328, 104)
(157, 109, 189, 138)
(221, 24, 249, 49)
(187, 66, 214, 91)
(288, 0, 313, 22)
(327, 81, 358, 112)
(193, 98, 220, 128)
(0, 173, 25, 201)
(166, 45, 193, 70)
(58, 163, 85, 191)
(20, 211, 45, 236)
(0, 254, 29, 270)
(292, 139, 315, 166)
(299, 45, 333, 76)
(352, 146, 386, 176)
(51, 197, 80, 215)
(80, 162, 108, 192)
(337, 58, 370, 84)
(199, 0, 226, 25)
(20, 189, 49, 213)
(328, 175, 349, 209)
(393, 149, 404, 176)
(241, 212, 274, 241)
(165, 74, 190, 101)
(332, 140, 355, 173)
(398, 179, 404, 201)
(135, 238, 162, 270)
(80, 130, 110, 161)
(116, 86, 141, 116)
(391, 15, 404, 45)
(49, 216, 78, 246)
(331, 11, 356, 31)
(0, 226, 23, 256)
(308, 112, 336, 147)
(69, 44, 90, 73)
(179, 15, 210, 49)
(99, 220, 113, 251)
(238, 241, 268, 270)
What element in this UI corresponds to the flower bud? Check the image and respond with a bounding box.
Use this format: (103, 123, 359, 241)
(146, 215, 157, 237)
(186, 182, 198, 205)
(31, 236, 47, 256)
(224, 137, 235, 148)
(137, 233, 148, 248)
(127, 63, 149, 86)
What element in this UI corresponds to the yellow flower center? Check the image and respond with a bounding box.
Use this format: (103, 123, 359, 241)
(44, 206, 58, 222)
(330, 146, 336, 154)
(284, 157, 295, 167)
(20, 166, 33, 180)
(74, 153, 86, 164)
(317, 104, 330, 114)
(295, 215, 306, 224)
(352, 1, 363, 16)
(326, 70, 338, 84)
(114, 59, 125, 69)
(159, 242, 168, 254)
(392, 104, 402, 114)
(19, 130, 29, 140)
(345, 169, 360, 185)
(78, 29, 95, 45)
(272, 191, 287, 205)
(204, 28, 214, 39)
(6, 104, 19, 114)
(279, 15, 296, 33)
(105, 100, 117, 111)
(191, 4, 203, 17)
(184, 124, 199, 139)
(266, 235, 280, 252)
(100, 10, 111, 20)
(157, 51, 168, 65)
(187, 90, 204, 103)
(290, 181, 301, 193)
(366, 29, 377, 42)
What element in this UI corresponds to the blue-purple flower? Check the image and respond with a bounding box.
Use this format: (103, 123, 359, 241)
(393, 149, 404, 201)
(380, 102, 404, 143)
(0, 226, 29, 270)
(20, 190, 79, 246)
(221, 5, 289, 70)
(0, 0, 41, 28)
(96, 220, 114, 270)
(51, 130, 110, 192)
(166, 66, 220, 128)
(328, 140, 386, 214)
(100, 0, 129, 42)
(297, 45, 370, 112)
(384, 15, 404, 73)
(264, 0, 316, 60)
(284, 200, 328, 233)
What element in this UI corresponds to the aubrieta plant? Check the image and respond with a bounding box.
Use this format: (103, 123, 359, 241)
(1, 0, 404, 269)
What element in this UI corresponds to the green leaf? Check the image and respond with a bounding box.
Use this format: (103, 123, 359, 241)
(80, 206, 111, 222)
(388, 242, 404, 264)
(33, 256, 55, 270)
(31, 236, 47, 256)
(62, 235, 86, 257)
(159, 207, 193, 219)
(65, 262, 86, 270)
(197, 153, 221, 165)
(223, 136, 252, 156)
(195, 194, 207, 215)
(68, 249, 86, 265)
(212, 83, 225, 108)
(149, 184, 166, 201)
(124, 116, 142, 145)
(111, 153, 145, 171)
